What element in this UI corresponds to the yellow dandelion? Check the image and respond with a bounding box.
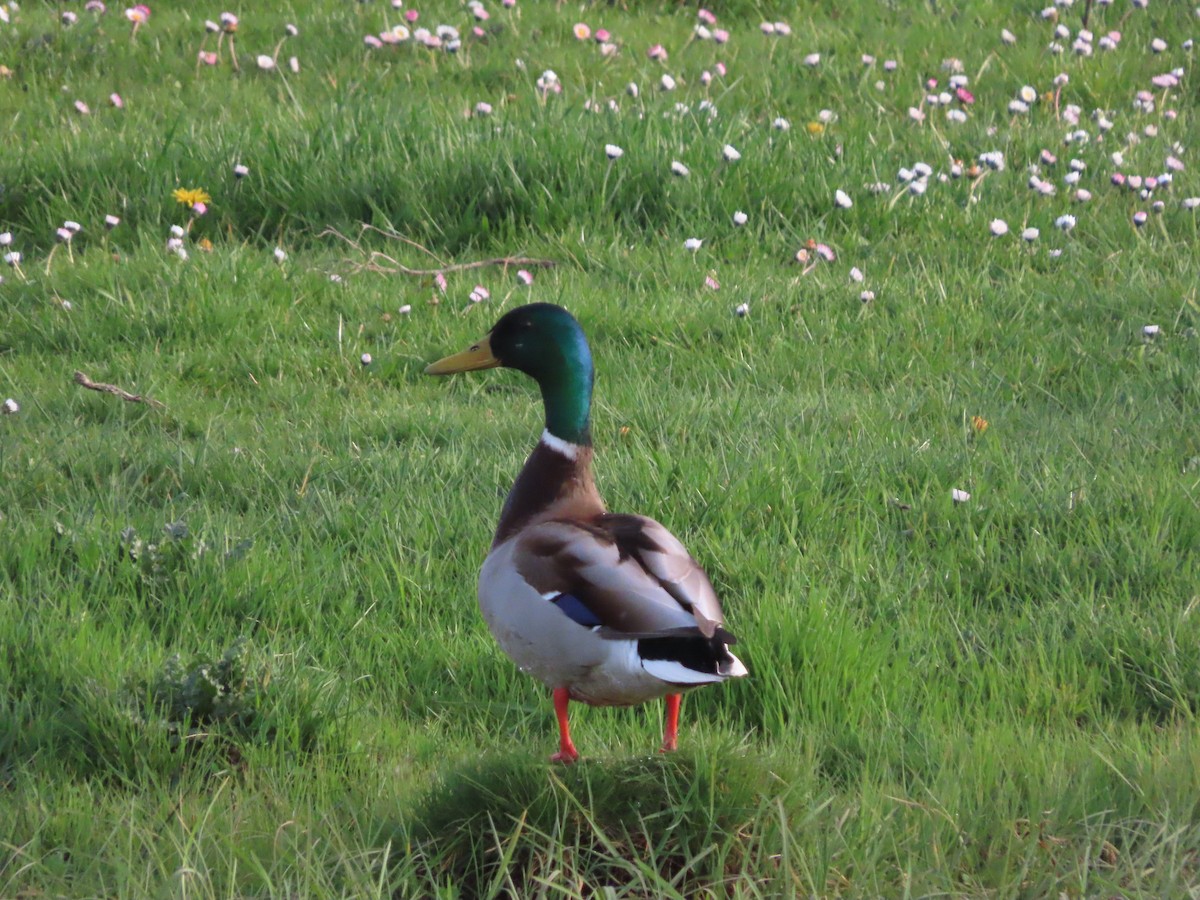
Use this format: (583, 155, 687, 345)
(173, 187, 211, 209)
(806, 121, 825, 135)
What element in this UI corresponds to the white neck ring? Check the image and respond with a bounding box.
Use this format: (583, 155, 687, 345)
(540, 429, 581, 460)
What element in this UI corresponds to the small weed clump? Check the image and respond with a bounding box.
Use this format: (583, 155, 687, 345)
(135, 637, 259, 745)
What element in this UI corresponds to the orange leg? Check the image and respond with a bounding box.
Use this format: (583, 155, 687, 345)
(660, 693, 682, 753)
(550, 686, 580, 764)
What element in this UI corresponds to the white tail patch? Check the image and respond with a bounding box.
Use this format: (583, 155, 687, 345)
(640, 658, 728, 686)
(723, 652, 749, 678)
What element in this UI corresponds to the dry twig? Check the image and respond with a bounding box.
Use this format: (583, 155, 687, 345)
(74, 371, 164, 408)
(320, 225, 557, 277)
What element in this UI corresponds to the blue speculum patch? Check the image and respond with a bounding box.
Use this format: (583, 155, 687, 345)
(550, 593, 602, 628)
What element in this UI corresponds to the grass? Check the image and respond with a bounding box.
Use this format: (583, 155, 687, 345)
(2, 0, 1200, 896)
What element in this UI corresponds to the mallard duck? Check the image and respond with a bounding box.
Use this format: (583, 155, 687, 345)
(426, 303, 747, 762)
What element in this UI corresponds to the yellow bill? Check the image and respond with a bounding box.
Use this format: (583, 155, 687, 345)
(424, 335, 501, 375)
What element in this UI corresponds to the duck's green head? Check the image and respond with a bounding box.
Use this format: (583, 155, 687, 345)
(426, 303, 594, 445)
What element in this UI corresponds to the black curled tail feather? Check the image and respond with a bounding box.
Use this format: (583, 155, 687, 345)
(638, 629, 740, 678)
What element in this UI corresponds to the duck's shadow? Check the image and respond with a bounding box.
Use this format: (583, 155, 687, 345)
(382, 748, 789, 895)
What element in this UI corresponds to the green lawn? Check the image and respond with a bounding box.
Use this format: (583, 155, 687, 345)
(2, 1, 1199, 896)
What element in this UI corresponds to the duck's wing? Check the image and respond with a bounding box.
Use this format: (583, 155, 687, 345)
(512, 513, 736, 643)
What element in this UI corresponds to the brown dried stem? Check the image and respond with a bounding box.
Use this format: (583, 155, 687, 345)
(73, 371, 164, 408)
(320, 225, 557, 277)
